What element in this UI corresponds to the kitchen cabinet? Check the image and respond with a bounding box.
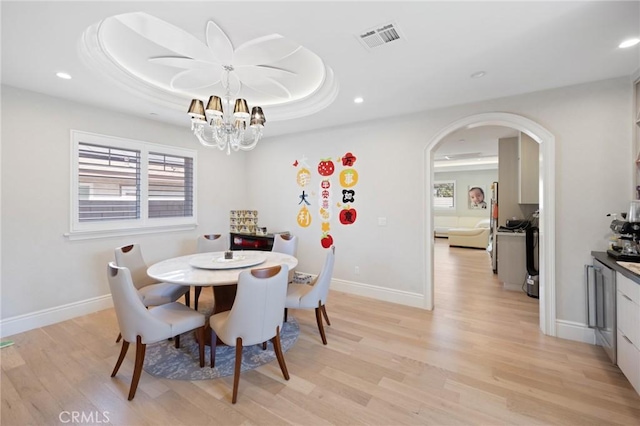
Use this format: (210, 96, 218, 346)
(518, 133, 539, 204)
(635, 76, 640, 196)
(616, 271, 640, 395)
(497, 232, 526, 291)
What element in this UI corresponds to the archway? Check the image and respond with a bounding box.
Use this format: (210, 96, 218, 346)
(424, 112, 556, 336)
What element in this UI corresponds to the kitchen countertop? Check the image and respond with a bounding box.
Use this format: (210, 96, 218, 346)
(591, 251, 640, 285)
(496, 231, 526, 236)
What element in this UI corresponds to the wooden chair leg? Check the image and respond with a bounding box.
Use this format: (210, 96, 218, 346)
(194, 286, 202, 311)
(128, 336, 146, 401)
(321, 305, 331, 326)
(315, 305, 328, 345)
(232, 337, 243, 404)
(210, 328, 218, 368)
(272, 326, 290, 380)
(262, 342, 267, 350)
(184, 290, 191, 307)
(111, 340, 129, 377)
(196, 326, 205, 368)
(116, 332, 122, 343)
(174, 334, 180, 349)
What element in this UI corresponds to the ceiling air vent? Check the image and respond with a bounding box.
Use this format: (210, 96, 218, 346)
(357, 22, 403, 51)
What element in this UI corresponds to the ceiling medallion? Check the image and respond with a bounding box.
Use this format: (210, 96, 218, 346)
(79, 12, 338, 137)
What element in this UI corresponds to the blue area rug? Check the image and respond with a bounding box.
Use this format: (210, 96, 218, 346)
(142, 318, 299, 380)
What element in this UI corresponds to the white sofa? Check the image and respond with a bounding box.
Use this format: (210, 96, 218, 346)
(447, 218, 491, 249)
(434, 216, 488, 237)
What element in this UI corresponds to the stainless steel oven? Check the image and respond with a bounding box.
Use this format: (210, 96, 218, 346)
(585, 259, 616, 364)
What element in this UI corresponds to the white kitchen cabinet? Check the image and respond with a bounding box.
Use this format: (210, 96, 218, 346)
(497, 232, 526, 291)
(518, 133, 539, 204)
(616, 272, 640, 395)
(635, 77, 640, 195)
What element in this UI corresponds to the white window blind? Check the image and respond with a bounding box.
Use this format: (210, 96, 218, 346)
(148, 152, 194, 218)
(78, 143, 141, 222)
(69, 130, 197, 240)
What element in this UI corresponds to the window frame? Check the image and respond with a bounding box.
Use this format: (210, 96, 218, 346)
(433, 180, 456, 210)
(68, 130, 197, 240)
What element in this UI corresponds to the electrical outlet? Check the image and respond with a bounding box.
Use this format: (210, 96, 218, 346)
(355, 266, 360, 275)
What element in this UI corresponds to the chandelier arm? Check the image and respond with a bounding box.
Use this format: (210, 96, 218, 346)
(237, 128, 262, 151)
(192, 122, 227, 150)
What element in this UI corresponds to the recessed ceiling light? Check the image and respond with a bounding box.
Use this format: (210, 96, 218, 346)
(354, 97, 364, 104)
(56, 72, 72, 80)
(470, 71, 486, 79)
(619, 38, 640, 48)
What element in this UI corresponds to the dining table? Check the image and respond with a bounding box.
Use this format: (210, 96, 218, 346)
(147, 250, 298, 315)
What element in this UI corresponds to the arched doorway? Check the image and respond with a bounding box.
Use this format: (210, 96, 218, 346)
(424, 112, 556, 336)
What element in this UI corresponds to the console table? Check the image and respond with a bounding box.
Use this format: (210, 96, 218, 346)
(229, 232, 289, 251)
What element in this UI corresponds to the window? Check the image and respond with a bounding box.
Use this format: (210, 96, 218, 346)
(69, 131, 197, 239)
(77, 143, 141, 222)
(148, 152, 194, 218)
(433, 180, 456, 209)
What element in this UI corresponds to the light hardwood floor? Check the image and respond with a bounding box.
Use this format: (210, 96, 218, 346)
(2, 240, 640, 425)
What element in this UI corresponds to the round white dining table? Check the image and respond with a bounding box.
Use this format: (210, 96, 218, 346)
(148, 250, 298, 315)
(147, 250, 297, 286)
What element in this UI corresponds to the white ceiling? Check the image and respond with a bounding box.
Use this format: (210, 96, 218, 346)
(436, 125, 516, 158)
(2, 1, 639, 158)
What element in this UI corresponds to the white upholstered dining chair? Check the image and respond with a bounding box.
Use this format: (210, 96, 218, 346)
(209, 264, 290, 404)
(194, 234, 228, 310)
(271, 233, 298, 283)
(197, 233, 228, 253)
(114, 243, 190, 342)
(285, 246, 335, 345)
(115, 243, 190, 307)
(271, 233, 298, 256)
(107, 262, 205, 400)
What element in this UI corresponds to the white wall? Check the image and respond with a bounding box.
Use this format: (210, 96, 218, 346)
(249, 118, 429, 299)
(248, 76, 633, 325)
(1, 86, 247, 327)
(434, 169, 498, 218)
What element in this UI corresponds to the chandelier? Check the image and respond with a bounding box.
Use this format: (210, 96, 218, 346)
(187, 67, 265, 155)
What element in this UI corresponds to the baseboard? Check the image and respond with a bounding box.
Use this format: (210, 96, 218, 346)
(330, 277, 425, 308)
(0, 295, 113, 339)
(556, 319, 596, 344)
(0, 290, 599, 344)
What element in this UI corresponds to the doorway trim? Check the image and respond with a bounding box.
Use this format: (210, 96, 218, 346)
(424, 112, 556, 336)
